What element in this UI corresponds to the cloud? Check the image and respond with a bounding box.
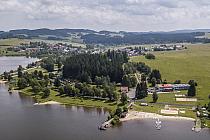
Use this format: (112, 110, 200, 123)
(0, 0, 210, 31)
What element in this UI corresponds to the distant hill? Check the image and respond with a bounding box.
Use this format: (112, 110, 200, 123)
(169, 29, 210, 33)
(0, 28, 210, 45)
(81, 32, 208, 45)
(9, 28, 97, 37)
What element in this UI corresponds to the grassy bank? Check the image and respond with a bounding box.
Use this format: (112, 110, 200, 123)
(9, 66, 117, 111)
(20, 87, 118, 111)
(0, 38, 29, 56)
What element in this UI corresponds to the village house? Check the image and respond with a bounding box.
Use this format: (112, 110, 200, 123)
(120, 86, 129, 93)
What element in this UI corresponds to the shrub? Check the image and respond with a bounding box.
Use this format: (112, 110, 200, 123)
(174, 80, 181, 84)
(145, 53, 155, 59)
(111, 115, 120, 125)
(152, 92, 158, 103)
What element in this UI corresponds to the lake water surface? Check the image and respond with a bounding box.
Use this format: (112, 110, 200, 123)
(0, 56, 39, 74)
(0, 57, 209, 140)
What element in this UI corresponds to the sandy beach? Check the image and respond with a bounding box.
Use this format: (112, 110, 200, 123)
(120, 111, 195, 122)
(0, 80, 7, 84)
(34, 101, 62, 105)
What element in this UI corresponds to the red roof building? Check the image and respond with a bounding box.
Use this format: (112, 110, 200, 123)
(157, 84, 173, 92)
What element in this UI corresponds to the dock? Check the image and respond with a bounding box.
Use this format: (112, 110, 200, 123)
(99, 118, 113, 130)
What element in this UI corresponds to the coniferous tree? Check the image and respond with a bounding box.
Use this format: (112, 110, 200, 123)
(54, 78, 61, 87)
(121, 92, 128, 105)
(135, 82, 148, 99)
(58, 86, 65, 95)
(17, 78, 28, 89)
(151, 77, 157, 87)
(17, 65, 23, 78)
(152, 91, 158, 103)
(149, 69, 162, 83)
(141, 73, 147, 81)
(188, 80, 196, 97)
(122, 75, 131, 87)
(130, 76, 137, 87)
(208, 102, 210, 112)
(38, 71, 44, 79)
(42, 88, 50, 98)
(41, 57, 54, 72)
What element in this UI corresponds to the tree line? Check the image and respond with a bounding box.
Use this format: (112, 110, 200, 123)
(63, 50, 128, 83)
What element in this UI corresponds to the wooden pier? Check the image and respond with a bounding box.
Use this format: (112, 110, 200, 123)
(99, 118, 113, 130)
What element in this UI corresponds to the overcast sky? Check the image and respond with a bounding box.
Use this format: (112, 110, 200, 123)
(1, 0, 210, 32)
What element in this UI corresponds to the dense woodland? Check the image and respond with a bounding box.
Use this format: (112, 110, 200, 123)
(81, 32, 210, 45)
(63, 50, 128, 83)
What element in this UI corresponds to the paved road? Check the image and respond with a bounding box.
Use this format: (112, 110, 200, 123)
(126, 73, 141, 100)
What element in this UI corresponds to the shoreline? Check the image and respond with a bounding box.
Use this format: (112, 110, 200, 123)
(6, 88, 197, 122)
(120, 111, 195, 122)
(0, 80, 7, 84)
(34, 101, 62, 105)
(16, 89, 196, 122)
(18, 89, 114, 110)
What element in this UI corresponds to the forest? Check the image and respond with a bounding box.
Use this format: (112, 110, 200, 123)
(63, 50, 128, 83)
(81, 32, 210, 45)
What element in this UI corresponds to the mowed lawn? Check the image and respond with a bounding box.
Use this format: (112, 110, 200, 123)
(131, 44, 210, 105)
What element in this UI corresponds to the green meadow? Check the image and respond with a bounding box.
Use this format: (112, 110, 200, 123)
(131, 44, 210, 105)
(0, 38, 28, 47)
(0, 38, 29, 56)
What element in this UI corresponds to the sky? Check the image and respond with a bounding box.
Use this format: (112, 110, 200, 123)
(1, 0, 210, 32)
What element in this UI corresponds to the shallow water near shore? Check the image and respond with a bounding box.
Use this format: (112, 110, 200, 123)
(0, 56, 210, 140)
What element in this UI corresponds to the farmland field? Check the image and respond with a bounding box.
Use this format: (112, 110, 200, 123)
(130, 44, 210, 105)
(0, 38, 29, 56)
(26, 38, 86, 48)
(0, 38, 28, 47)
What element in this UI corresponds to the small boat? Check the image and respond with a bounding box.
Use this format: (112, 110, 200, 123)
(155, 118, 162, 130)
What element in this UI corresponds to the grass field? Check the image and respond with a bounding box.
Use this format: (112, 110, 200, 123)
(0, 38, 29, 56)
(25, 38, 86, 48)
(0, 38, 28, 47)
(131, 44, 210, 105)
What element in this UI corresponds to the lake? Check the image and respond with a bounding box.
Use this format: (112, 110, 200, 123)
(0, 57, 209, 140)
(0, 56, 39, 74)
